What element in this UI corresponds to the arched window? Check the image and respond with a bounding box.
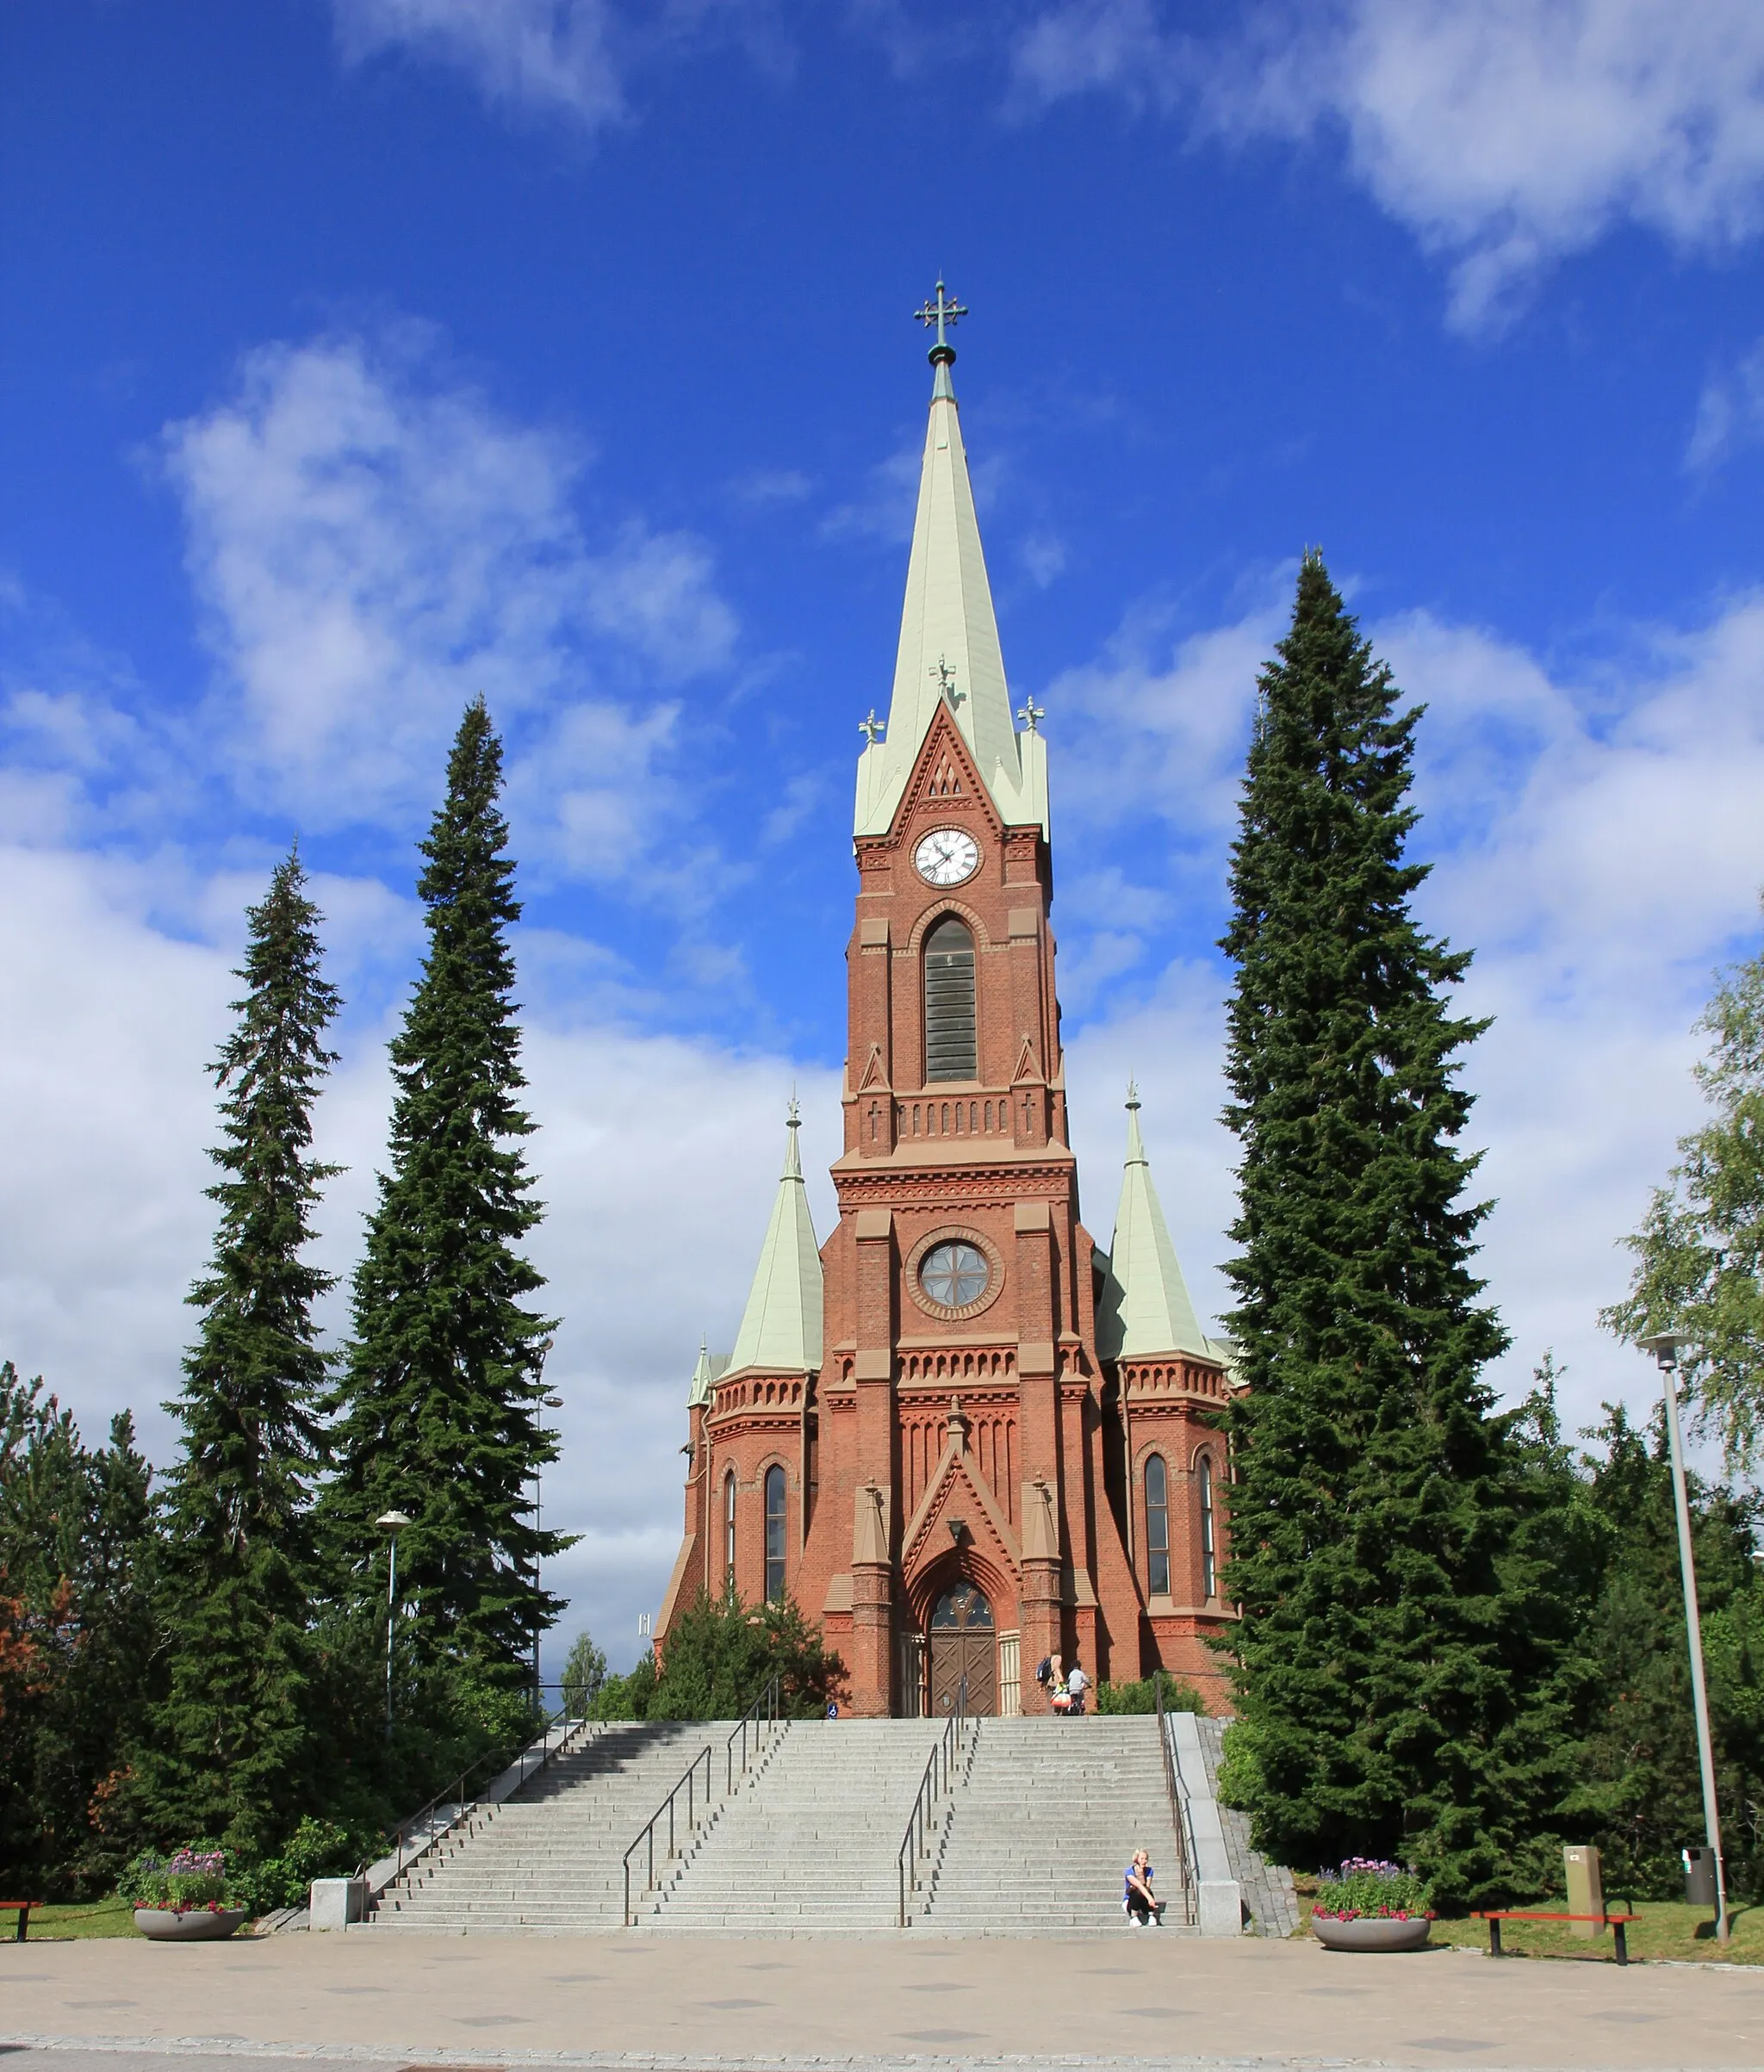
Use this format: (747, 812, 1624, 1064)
(923, 916, 977, 1082)
(724, 1471, 737, 1591)
(764, 1464, 786, 1604)
(1198, 1453, 1216, 1600)
(1145, 1453, 1170, 1598)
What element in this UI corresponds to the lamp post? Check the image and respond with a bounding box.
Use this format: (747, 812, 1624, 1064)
(1638, 1331, 1729, 1943)
(531, 1337, 554, 1717)
(376, 1511, 412, 1743)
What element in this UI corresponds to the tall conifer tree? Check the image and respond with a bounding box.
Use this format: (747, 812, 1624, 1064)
(322, 700, 566, 1689)
(1217, 555, 1581, 1906)
(146, 849, 341, 1852)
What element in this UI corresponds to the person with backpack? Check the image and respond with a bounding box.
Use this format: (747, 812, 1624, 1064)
(1041, 1652, 1068, 1712)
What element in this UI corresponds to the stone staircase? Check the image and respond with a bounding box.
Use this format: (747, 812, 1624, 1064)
(366, 1714, 1222, 1937)
(922, 1716, 1189, 1932)
(370, 1719, 748, 1933)
(646, 1715, 956, 1931)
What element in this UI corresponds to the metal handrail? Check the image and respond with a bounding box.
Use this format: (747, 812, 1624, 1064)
(896, 1675, 970, 1926)
(1153, 1672, 1199, 1927)
(379, 1705, 577, 1888)
(726, 1672, 783, 1792)
(622, 1743, 713, 1926)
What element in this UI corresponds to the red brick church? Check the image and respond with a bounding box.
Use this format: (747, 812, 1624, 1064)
(656, 291, 1236, 1715)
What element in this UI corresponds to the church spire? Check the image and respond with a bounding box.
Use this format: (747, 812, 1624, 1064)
(1096, 1083, 1214, 1362)
(727, 1100, 824, 1375)
(854, 281, 1048, 840)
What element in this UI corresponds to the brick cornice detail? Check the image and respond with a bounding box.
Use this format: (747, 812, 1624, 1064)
(835, 1167, 1073, 1206)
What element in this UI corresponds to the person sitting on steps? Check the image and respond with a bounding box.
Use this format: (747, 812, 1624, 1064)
(1124, 1850, 1163, 1926)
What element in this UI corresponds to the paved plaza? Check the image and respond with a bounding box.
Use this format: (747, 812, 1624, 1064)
(3, 1931, 1761, 2072)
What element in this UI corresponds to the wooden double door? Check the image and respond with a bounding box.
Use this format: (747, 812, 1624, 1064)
(928, 1581, 997, 1717)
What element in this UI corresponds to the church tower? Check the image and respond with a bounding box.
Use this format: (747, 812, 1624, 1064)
(657, 288, 1233, 1713)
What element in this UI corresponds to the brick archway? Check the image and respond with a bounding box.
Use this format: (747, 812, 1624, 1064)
(928, 1576, 997, 1717)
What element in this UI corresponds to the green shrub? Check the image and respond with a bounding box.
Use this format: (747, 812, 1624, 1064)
(590, 1654, 657, 1720)
(234, 1816, 375, 1914)
(1096, 1675, 1208, 1715)
(640, 1589, 846, 1721)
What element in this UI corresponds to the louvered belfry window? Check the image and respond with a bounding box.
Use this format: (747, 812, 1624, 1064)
(923, 915, 978, 1081)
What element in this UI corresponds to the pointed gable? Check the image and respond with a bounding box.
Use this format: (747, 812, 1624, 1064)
(728, 1105, 824, 1375)
(1096, 1084, 1214, 1362)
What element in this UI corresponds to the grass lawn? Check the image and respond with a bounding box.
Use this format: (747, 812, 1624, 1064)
(14, 1895, 143, 1941)
(1294, 1885, 1763, 1964)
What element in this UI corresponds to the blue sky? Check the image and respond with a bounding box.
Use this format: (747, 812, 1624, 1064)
(4, 0, 1764, 1668)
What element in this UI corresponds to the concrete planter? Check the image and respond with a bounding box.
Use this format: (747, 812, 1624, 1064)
(133, 1906, 248, 1942)
(1311, 1912, 1432, 1952)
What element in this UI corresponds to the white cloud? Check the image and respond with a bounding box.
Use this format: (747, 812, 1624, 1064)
(1021, 532, 1068, 587)
(164, 332, 736, 885)
(331, 0, 790, 133)
(1050, 591, 1280, 839)
(1059, 581, 1764, 1444)
(1686, 336, 1764, 471)
(1012, 0, 1764, 326)
(821, 442, 925, 547)
(333, 0, 630, 126)
(0, 815, 837, 1675)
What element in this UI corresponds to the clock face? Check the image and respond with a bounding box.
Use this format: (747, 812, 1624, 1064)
(914, 827, 980, 886)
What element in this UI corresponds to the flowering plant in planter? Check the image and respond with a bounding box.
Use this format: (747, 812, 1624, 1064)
(121, 1847, 236, 1914)
(1311, 1858, 1433, 1922)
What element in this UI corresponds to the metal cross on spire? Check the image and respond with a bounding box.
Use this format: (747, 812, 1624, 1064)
(1016, 696, 1045, 735)
(858, 708, 885, 746)
(915, 277, 968, 354)
(931, 654, 964, 708)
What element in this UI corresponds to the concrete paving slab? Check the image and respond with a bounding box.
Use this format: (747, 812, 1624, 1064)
(2, 1930, 1761, 2072)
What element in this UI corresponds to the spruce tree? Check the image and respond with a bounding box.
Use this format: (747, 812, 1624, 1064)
(1216, 555, 1583, 1908)
(1568, 1404, 1764, 1896)
(1601, 911, 1764, 1468)
(322, 699, 567, 1694)
(1, 1368, 159, 1892)
(145, 849, 341, 1854)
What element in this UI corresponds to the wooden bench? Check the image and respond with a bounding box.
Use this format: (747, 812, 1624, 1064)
(1472, 1909, 1638, 1965)
(0, 1901, 34, 1943)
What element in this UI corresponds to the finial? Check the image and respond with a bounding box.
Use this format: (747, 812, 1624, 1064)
(915, 276, 969, 363)
(787, 1090, 800, 1128)
(859, 708, 885, 747)
(1126, 1076, 1140, 1110)
(930, 654, 964, 708)
(1016, 696, 1045, 735)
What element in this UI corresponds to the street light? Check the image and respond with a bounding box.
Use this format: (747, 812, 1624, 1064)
(531, 1337, 555, 1716)
(376, 1511, 413, 1743)
(1637, 1331, 1729, 1943)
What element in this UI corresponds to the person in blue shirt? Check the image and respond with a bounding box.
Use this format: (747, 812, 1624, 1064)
(1124, 1849, 1162, 1926)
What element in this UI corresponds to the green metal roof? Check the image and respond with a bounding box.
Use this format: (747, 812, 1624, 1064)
(1096, 1086, 1215, 1363)
(727, 1107, 823, 1375)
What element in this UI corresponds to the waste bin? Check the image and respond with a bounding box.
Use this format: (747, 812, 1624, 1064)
(1683, 1846, 1717, 1907)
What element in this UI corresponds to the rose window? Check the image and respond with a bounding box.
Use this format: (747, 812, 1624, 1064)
(918, 1240, 991, 1310)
